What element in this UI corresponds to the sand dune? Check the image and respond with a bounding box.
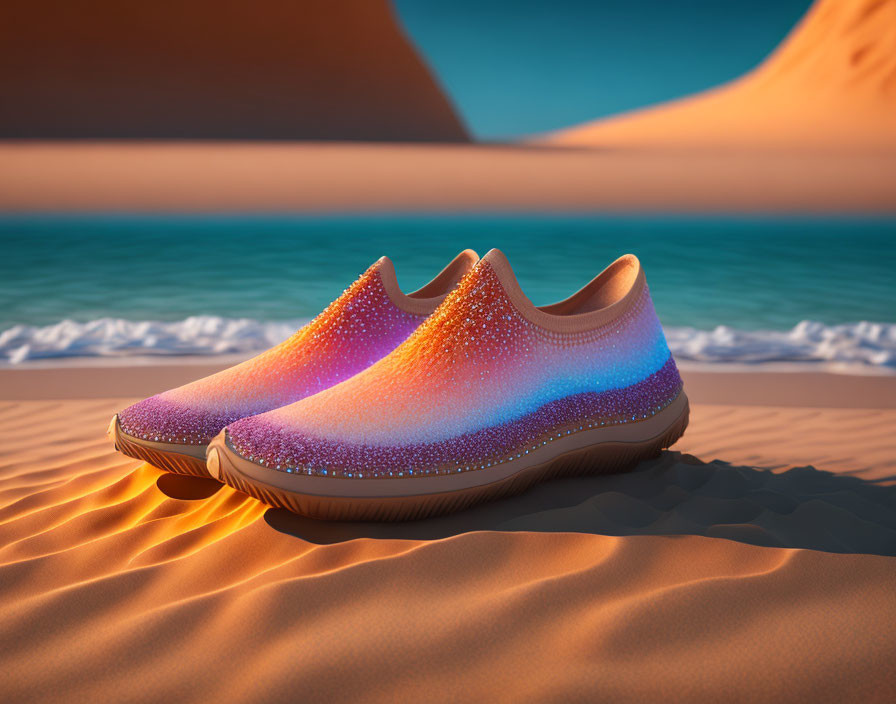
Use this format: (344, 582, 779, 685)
(1, 387, 895, 702)
(545, 0, 896, 149)
(0, 0, 466, 142)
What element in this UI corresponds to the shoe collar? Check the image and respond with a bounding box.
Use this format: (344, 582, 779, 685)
(376, 249, 479, 316)
(479, 248, 647, 334)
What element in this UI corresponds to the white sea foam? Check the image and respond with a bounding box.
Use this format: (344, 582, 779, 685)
(0, 316, 303, 364)
(1, 317, 895, 369)
(666, 321, 896, 369)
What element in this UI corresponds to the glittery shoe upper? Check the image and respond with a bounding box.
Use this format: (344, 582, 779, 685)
(227, 249, 684, 478)
(118, 250, 478, 445)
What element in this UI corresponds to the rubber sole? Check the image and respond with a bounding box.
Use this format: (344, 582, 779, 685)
(108, 415, 211, 478)
(206, 392, 690, 521)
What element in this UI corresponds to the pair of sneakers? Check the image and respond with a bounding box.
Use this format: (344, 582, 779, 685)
(110, 249, 688, 521)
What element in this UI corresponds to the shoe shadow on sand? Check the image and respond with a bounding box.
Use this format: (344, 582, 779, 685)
(261, 451, 896, 556)
(156, 473, 222, 500)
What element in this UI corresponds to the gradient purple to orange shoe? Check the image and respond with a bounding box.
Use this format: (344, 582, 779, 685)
(226, 249, 684, 477)
(117, 250, 479, 446)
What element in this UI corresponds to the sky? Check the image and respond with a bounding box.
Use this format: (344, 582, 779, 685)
(394, 0, 814, 140)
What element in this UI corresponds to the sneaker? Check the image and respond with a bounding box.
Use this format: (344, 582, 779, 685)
(109, 250, 479, 477)
(207, 249, 689, 519)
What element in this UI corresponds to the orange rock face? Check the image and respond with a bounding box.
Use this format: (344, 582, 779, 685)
(545, 0, 896, 149)
(0, 0, 468, 141)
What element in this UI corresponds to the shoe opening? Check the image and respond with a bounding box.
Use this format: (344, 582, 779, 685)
(378, 249, 480, 315)
(408, 249, 479, 299)
(539, 254, 641, 316)
(481, 249, 646, 333)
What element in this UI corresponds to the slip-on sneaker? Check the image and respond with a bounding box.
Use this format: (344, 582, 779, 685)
(207, 249, 689, 520)
(109, 249, 479, 477)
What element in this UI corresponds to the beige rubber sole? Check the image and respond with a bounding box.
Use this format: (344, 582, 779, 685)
(108, 415, 211, 478)
(206, 392, 690, 521)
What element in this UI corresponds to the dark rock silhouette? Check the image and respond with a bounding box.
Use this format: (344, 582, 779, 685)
(0, 0, 468, 141)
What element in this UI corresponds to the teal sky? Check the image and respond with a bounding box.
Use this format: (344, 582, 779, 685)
(394, 0, 813, 140)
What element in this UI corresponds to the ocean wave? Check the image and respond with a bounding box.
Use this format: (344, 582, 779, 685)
(666, 321, 896, 368)
(1, 317, 895, 368)
(0, 316, 303, 364)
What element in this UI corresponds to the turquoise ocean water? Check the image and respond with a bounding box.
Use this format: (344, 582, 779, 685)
(1, 214, 894, 367)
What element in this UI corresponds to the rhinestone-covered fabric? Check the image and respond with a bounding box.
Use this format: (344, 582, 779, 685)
(227, 260, 684, 477)
(118, 262, 427, 445)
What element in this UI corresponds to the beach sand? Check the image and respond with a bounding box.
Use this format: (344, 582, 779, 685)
(1, 141, 894, 214)
(1, 365, 894, 703)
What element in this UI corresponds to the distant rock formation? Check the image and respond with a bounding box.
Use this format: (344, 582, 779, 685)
(0, 0, 468, 141)
(543, 0, 896, 149)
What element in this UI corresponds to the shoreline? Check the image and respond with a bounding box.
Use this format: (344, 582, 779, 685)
(2, 142, 895, 213)
(4, 353, 894, 374)
(2, 359, 894, 408)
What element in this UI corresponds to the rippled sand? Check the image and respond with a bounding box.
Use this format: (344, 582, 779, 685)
(1, 392, 895, 703)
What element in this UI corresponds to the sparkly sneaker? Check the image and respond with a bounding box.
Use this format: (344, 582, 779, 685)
(207, 249, 689, 519)
(109, 250, 479, 477)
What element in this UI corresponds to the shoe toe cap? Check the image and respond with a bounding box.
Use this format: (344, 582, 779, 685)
(118, 395, 234, 446)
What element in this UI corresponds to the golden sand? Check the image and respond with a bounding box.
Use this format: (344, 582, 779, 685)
(1, 370, 895, 702)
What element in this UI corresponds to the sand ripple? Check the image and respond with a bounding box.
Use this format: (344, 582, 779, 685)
(1, 399, 894, 703)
